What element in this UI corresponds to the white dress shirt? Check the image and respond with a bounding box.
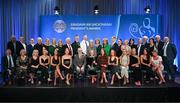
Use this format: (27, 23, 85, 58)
(80, 40, 89, 55)
(7, 55, 14, 68)
(163, 42, 169, 57)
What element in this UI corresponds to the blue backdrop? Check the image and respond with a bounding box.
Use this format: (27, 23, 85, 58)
(40, 15, 161, 43)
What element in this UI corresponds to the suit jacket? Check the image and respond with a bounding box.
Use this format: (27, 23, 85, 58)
(34, 43, 44, 56)
(73, 54, 86, 67)
(110, 42, 119, 54)
(26, 44, 34, 57)
(136, 44, 145, 56)
(164, 43, 177, 61)
(155, 41, 164, 56)
(2, 55, 16, 71)
(71, 41, 80, 56)
(62, 44, 73, 56)
(7, 41, 24, 57)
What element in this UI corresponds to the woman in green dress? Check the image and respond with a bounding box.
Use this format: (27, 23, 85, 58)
(49, 38, 57, 56)
(102, 38, 110, 56)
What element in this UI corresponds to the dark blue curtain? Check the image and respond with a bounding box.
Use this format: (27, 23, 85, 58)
(0, 0, 180, 71)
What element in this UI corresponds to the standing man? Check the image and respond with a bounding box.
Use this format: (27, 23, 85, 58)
(26, 38, 35, 57)
(110, 36, 118, 54)
(63, 37, 73, 56)
(155, 35, 164, 56)
(71, 35, 80, 57)
(34, 37, 44, 56)
(19, 36, 27, 52)
(162, 37, 177, 82)
(136, 38, 145, 57)
(143, 36, 150, 51)
(80, 35, 89, 55)
(7, 35, 24, 57)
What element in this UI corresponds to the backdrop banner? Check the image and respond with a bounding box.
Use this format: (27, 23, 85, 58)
(40, 15, 161, 43)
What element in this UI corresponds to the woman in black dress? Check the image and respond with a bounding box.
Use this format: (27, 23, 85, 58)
(87, 49, 98, 84)
(117, 38, 123, 57)
(140, 48, 154, 83)
(130, 48, 141, 86)
(95, 38, 102, 57)
(62, 48, 72, 86)
(129, 38, 137, 49)
(39, 47, 50, 84)
(149, 38, 156, 56)
(108, 49, 121, 85)
(29, 49, 39, 84)
(51, 48, 64, 86)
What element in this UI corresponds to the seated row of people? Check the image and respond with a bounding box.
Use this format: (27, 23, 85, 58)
(2, 45, 166, 86)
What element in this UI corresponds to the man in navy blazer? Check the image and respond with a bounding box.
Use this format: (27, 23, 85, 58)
(162, 37, 177, 82)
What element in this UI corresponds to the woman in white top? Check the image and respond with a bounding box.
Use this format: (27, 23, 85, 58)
(120, 49, 130, 85)
(151, 50, 166, 84)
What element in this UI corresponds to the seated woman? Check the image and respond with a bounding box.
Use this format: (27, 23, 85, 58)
(130, 48, 141, 86)
(28, 49, 39, 84)
(51, 48, 64, 86)
(39, 47, 50, 84)
(140, 48, 154, 83)
(108, 49, 121, 85)
(120, 49, 130, 85)
(97, 48, 108, 84)
(151, 50, 166, 84)
(87, 49, 98, 84)
(16, 49, 29, 84)
(62, 48, 72, 86)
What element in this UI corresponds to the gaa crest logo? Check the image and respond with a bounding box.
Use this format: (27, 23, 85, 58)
(53, 20, 66, 33)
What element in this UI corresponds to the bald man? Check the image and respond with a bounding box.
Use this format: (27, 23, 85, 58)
(162, 37, 177, 82)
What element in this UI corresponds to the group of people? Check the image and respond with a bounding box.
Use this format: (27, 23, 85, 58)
(2, 34, 177, 86)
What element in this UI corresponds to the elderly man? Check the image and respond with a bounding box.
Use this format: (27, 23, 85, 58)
(71, 35, 80, 57)
(62, 37, 73, 55)
(162, 37, 177, 82)
(155, 35, 164, 56)
(7, 35, 24, 57)
(143, 36, 150, 50)
(34, 37, 44, 56)
(2, 49, 16, 85)
(74, 48, 86, 77)
(80, 35, 89, 55)
(136, 38, 145, 57)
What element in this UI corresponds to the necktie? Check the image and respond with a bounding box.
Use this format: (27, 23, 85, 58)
(8, 56, 11, 68)
(85, 41, 88, 49)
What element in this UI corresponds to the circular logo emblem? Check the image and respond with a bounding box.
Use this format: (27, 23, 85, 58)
(129, 23, 141, 38)
(53, 20, 66, 33)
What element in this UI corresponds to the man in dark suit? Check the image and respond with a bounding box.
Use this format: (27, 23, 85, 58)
(62, 37, 73, 56)
(2, 49, 16, 85)
(71, 35, 80, 57)
(7, 35, 24, 57)
(162, 37, 177, 82)
(155, 35, 164, 56)
(143, 36, 150, 51)
(110, 36, 119, 53)
(19, 36, 27, 52)
(34, 37, 44, 56)
(26, 38, 35, 57)
(136, 38, 145, 56)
